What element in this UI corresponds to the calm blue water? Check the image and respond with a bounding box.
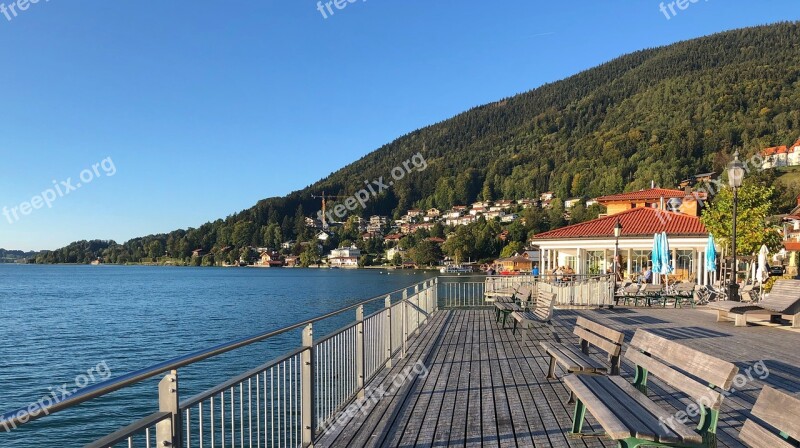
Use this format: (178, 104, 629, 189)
(0, 265, 436, 447)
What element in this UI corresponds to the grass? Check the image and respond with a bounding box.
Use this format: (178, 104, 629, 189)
(776, 166, 800, 185)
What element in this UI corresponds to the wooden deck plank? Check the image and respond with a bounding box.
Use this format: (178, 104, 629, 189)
(315, 309, 451, 447)
(482, 308, 522, 448)
(390, 308, 465, 447)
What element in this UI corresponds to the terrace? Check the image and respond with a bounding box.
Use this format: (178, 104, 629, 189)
(2, 277, 799, 448)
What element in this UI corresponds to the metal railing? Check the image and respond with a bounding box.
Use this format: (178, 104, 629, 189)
(538, 275, 615, 307)
(1, 279, 439, 448)
(437, 274, 615, 308)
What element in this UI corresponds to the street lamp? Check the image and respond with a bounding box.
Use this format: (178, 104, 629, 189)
(613, 217, 623, 281)
(727, 150, 745, 301)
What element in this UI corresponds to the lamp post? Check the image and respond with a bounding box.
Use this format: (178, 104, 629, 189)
(613, 217, 623, 282)
(727, 150, 745, 301)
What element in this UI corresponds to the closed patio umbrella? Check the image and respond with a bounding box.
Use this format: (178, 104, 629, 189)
(756, 245, 769, 285)
(658, 232, 674, 285)
(659, 232, 673, 275)
(706, 235, 717, 271)
(652, 234, 661, 283)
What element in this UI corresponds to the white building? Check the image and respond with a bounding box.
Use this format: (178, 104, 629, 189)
(500, 214, 519, 223)
(328, 245, 361, 267)
(564, 198, 583, 209)
(533, 207, 714, 285)
(762, 140, 800, 169)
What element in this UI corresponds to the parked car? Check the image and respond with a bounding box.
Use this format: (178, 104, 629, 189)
(769, 265, 785, 276)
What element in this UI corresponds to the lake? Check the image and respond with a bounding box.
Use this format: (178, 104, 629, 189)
(0, 265, 437, 447)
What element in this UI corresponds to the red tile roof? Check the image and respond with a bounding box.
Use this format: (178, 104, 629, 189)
(533, 207, 707, 240)
(763, 145, 789, 156)
(784, 241, 800, 251)
(595, 188, 704, 203)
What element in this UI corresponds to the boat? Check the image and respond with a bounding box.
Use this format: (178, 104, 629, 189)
(439, 264, 474, 274)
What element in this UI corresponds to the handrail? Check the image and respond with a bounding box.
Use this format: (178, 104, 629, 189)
(0, 279, 431, 430)
(83, 411, 171, 448)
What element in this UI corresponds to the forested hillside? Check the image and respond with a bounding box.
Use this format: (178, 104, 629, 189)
(37, 22, 800, 264)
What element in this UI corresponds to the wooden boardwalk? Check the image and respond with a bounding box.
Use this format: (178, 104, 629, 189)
(316, 306, 800, 448)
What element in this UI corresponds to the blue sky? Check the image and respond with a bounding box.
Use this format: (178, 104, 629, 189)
(0, 1, 797, 251)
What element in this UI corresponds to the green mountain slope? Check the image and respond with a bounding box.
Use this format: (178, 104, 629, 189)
(38, 22, 800, 264)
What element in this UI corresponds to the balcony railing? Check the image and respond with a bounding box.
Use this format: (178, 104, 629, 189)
(0, 279, 439, 448)
(438, 274, 615, 308)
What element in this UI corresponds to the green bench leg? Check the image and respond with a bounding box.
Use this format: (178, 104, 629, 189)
(512, 317, 518, 334)
(502, 311, 509, 328)
(571, 399, 586, 434)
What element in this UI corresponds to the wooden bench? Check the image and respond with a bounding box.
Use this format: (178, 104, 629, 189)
(739, 386, 800, 448)
(540, 317, 624, 379)
(618, 284, 643, 306)
(565, 329, 738, 448)
(709, 280, 800, 328)
(638, 284, 665, 307)
(494, 285, 533, 327)
(509, 291, 556, 341)
(668, 282, 697, 308)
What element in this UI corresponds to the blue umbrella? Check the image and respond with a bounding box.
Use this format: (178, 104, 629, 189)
(652, 233, 662, 274)
(658, 232, 673, 275)
(705, 234, 717, 272)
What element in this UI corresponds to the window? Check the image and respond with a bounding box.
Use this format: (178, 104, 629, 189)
(676, 250, 694, 280)
(631, 250, 652, 274)
(586, 250, 605, 276)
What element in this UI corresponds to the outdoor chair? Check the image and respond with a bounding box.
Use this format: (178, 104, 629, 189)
(667, 282, 697, 308)
(709, 280, 800, 328)
(637, 284, 664, 307)
(617, 284, 643, 306)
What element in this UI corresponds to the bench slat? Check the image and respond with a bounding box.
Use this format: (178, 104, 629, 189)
(750, 386, 800, 442)
(740, 419, 795, 448)
(630, 330, 738, 390)
(574, 327, 621, 358)
(541, 342, 605, 372)
(608, 376, 702, 444)
(573, 375, 680, 443)
(563, 375, 631, 441)
(625, 349, 724, 409)
(575, 316, 624, 344)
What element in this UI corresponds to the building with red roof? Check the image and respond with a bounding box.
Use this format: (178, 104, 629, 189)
(596, 188, 706, 217)
(762, 142, 800, 168)
(532, 207, 714, 285)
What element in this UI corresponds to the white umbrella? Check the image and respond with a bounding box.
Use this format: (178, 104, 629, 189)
(756, 245, 769, 285)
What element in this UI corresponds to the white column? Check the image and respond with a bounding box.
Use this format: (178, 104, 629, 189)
(672, 249, 677, 278)
(627, 248, 633, 279)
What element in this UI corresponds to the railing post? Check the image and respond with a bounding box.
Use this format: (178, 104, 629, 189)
(402, 289, 408, 359)
(355, 305, 365, 399)
(157, 370, 181, 448)
(434, 277, 439, 311)
(414, 284, 421, 334)
(384, 295, 392, 368)
(301, 323, 315, 447)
